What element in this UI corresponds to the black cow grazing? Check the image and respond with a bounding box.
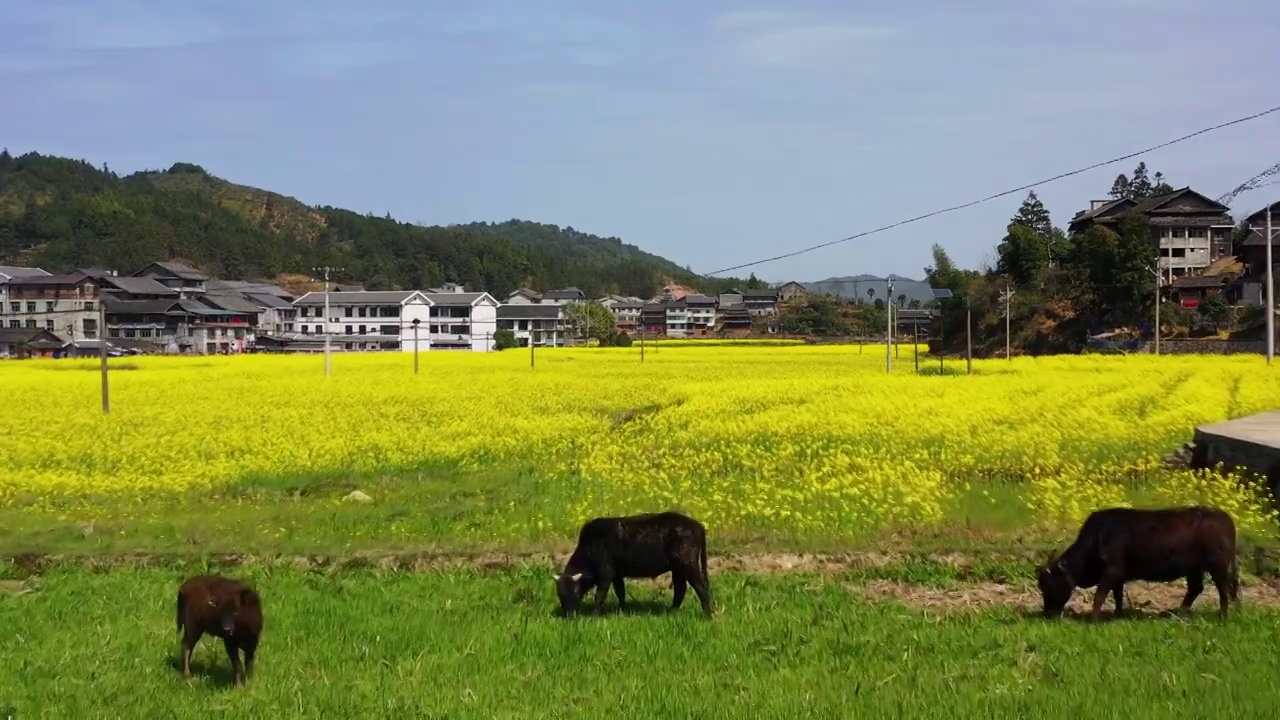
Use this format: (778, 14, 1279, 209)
(553, 512, 713, 617)
(1036, 506, 1240, 621)
(176, 574, 264, 685)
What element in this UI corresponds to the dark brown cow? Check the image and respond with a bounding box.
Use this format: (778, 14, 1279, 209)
(1036, 506, 1240, 621)
(176, 574, 263, 684)
(554, 511, 713, 617)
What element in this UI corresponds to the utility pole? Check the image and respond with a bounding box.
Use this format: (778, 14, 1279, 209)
(1268, 204, 1275, 365)
(1149, 267, 1161, 356)
(412, 318, 421, 374)
(965, 297, 973, 375)
(885, 276, 894, 374)
(311, 266, 343, 377)
(530, 331, 536, 368)
(99, 296, 109, 415)
(998, 283, 1015, 360)
(640, 323, 646, 363)
(913, 323, 920, 372)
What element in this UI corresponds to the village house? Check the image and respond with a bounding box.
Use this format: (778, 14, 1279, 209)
(596, 294, 643, 334)
(1068, 187, 1235, 284)
(0, 271, 102, 341)
(292, 288, 498, 352)
(132, 261, 208, 298)
(640, 301, 667, 336)
(682, 294, 717, 336)
(496, 304, 568, 347)
(742, 288, 780, 317)
(1238, 200, 1280, 308)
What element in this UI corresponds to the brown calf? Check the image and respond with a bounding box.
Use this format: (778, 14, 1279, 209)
(176, 574, 263, 685)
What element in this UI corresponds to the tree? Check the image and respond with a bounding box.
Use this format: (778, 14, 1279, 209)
(1109, 174, 1131, 200)
(493, 329, 519, 350)
(745, 273, 764, 290)
(1107, 163, 1173, 201)
(1197, 294, 1230, 333)
(1129, 162, 1153, 199)
(614, 331, 633, 347)
(997, 223, 1051, 287)
(998, 192, 1068, 284)
(563, 301, 617, 343)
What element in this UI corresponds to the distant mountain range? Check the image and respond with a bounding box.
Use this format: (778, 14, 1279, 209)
(802, 275, 937, 304)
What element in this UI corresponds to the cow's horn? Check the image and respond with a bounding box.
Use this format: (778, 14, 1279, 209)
(570, 572, 583, 582)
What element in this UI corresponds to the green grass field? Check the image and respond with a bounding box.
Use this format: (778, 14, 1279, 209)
(3, 567, 1278, 720)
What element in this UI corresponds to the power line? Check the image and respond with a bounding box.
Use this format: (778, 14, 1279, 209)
(704, 104, 1280, 277)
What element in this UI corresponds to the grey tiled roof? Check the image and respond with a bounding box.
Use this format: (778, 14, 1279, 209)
(102, 276, 178, 295)
(498, 304, 562, 319)
(294, 291, 418, 306)
(0, 266, 52, 279)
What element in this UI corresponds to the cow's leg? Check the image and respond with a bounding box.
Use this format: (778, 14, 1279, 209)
(1180, 572, 1205, 613)
(671, 570, 688, 609)
(1111, 583, 1125, 617)
(684, 562, 713, 617)
(243, 638, 257, 680)
(181, 628, 202, 679)
(1091, 576, 1118, 621)
(592, 569, 613, 616)
(611, 576, 627, 613)
(223, 638, 244, 685)
(1207, 565, 1232, 620)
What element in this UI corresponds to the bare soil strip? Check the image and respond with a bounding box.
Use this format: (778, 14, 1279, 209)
(2, 549, 1006, 576)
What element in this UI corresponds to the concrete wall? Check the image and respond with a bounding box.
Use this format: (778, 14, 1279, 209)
(1139, 340, 1269, 355)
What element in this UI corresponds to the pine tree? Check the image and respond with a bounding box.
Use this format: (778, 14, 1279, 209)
(1109, 174, 1131, 200)
(1129, 162, 1153, 199)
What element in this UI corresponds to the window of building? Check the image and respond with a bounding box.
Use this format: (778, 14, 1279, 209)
(8, 320, 18, 328)
(344, 325, 354, 335)
(45, 301, 54, 312)
(25, 319, 36, 328)
(1188, 227, 1207, 239)
(45, 319, 53, 330)
(26, 302, 35, 312)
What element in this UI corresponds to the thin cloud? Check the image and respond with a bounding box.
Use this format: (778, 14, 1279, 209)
(712, 8, 898, 69)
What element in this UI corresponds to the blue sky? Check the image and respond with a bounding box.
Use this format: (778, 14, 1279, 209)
(3, 0, 1279, 283)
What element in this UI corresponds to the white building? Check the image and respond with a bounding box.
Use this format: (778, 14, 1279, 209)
(0, 271, 102, 341)
(423, 286, 500, 352)
(683, 294, 717, 335)
(497, 303, 568, 347)
(292, 289, 498, 352)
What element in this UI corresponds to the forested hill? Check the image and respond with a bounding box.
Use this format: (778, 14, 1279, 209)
(0, 150, 740, 298)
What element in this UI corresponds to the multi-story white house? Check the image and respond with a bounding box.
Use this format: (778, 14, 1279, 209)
(424, 286, 500, 352)
(683, 294, 717, 335)
(0, 266, 53, 333)
(0, 271, 102, 341)
(292, 289, 498, 352)
(496, 303, 568, 347)
(597, 295, 643, 333)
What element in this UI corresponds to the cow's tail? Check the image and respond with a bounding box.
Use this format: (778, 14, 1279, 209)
(700, 540, 709, 580)
(1231, 554, 1241, 602)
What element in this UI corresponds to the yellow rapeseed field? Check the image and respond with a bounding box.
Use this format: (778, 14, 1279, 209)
(1, 345, 1277, 538)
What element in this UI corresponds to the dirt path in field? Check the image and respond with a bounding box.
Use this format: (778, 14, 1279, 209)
(4, 549, 995, 575)
(852, 579, 1280, 613)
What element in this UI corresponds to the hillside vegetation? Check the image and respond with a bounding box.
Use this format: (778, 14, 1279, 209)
(0, 150, 743, 298)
